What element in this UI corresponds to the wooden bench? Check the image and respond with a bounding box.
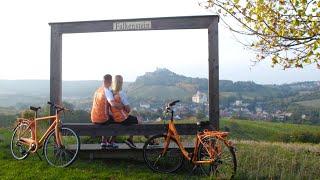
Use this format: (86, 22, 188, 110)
(63, 123, 203, 160)
(63, 123, 202, 136)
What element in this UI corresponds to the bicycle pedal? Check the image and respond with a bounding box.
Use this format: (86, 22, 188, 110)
(188, 153, 194, 160)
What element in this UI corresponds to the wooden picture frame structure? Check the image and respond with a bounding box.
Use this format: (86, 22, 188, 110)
(49, 15, 219, 135)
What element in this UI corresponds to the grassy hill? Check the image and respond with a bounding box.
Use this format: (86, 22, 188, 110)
(1, 70, 320, 109)
(126, 68, 291, 102)
(1, 70, 320, 125)
(126, 68, 206, 102)
(174, 118, 320, 143)
(220, 118, 320, 143)
(0, 80, 131, 107)
(127, 85, 193, 102)
(296, 99, 320, 108)
(0, 119, 320, 179)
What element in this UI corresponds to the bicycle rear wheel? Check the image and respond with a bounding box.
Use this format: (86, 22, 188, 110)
(143, 134, 184, 173)
(198, 136, 237, 178)
(44, 127, 80, 167)
(10, 123, 31, 160)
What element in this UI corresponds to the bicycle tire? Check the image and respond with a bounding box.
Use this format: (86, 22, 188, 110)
(143, 134, 184, 173)
(197, 136, 237, 178)
(43, 127, 80, 167)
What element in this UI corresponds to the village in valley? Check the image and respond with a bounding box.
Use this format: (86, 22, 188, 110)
(131, 90, 296, 123)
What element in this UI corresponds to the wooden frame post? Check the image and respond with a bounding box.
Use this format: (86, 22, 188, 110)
(208, 18, 219, 130)
(49, 15, 220, 134)
(50, 25, 62, 115)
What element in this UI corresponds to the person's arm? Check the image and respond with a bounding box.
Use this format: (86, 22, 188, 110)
(119, 91, 129, 106)
(120, 91, 131, 112)
(105, 88, 124, 109)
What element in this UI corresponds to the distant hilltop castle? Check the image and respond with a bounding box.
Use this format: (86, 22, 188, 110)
(192, 91, 207, 104)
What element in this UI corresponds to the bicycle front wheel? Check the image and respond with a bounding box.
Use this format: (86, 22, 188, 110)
(44, 127, 80, 167)
(198, 136, 237, 178)
(143, 134, 184, 173)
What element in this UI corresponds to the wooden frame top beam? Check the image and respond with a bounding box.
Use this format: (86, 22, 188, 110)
(49, 15, 219, 33)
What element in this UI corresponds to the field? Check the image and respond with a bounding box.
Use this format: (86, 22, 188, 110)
(177, 118, 320, 143)
(296, 99, 320, 108)
(220, 118, 320, 143)
(0, 119, 320, 179)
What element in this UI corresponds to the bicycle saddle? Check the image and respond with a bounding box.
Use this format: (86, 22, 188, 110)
(30, 106, 41, 111)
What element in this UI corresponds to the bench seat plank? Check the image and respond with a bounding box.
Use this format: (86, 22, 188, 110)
(63, 123, 202, 136)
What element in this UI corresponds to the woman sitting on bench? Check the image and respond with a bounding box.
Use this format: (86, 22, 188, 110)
(106, 75, 140, 149)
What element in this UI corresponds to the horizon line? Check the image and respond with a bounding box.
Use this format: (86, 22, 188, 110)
(1, 79, 319, 86)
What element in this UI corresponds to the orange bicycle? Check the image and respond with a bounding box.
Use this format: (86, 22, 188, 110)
(143, 100, 237, 178)
(10, 101, 80, 167)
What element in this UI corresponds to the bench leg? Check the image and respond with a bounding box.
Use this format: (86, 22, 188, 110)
(89, 152, 94, 161)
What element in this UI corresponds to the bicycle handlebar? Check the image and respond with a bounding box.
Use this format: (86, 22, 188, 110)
(165, 100, 180, 113)
(168, 100, 180, 107)
(47, 101, 71, 112)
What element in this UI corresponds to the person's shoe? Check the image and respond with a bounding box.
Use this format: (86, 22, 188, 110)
(107, 142, 119, 149)
(100, 142, 107, 149)
(148, 139, 160, 146)
(124, 139, 137, 149)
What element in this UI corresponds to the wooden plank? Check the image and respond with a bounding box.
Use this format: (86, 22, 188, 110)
(49, 15, 219, 33)
(74, 143, 194, 160)
(208, 19, 219, 130)
(63, 123, 203, 136)
(50, 26, 62, 114)
(76, 143, 194, 150)
(79, 149, 144, 161)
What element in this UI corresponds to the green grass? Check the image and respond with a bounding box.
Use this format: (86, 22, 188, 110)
(235, 140, 320, 179)
(0, 128, 198, 180)
(173, 118, 320, 143)
(1, 119, 320, 179)
(221, 118, 320, 143)
(295, 99, 320, 108)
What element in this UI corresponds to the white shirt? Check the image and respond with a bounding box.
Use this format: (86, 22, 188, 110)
(104, 87, 129, 105)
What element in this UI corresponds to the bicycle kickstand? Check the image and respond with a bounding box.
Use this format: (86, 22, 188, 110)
(36, 151, 42, 161)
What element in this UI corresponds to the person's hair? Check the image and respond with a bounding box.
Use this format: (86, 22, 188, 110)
(103, 74, 112, 82)
(112, 75, 123, 93)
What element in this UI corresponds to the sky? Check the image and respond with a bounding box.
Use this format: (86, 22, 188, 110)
(0, 0, 319, 84)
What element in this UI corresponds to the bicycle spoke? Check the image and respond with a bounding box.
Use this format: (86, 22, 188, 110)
(44, 128, 79, 167)
(11, 124, 31, 160)
(198, 137, 236, 178)
(153, 154, 162, 168)
(143, 134, 183, 173)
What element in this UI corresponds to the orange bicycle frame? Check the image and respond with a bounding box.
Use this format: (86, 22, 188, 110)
(162, 119, 232, 165)
(17, 112, 63, 153)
